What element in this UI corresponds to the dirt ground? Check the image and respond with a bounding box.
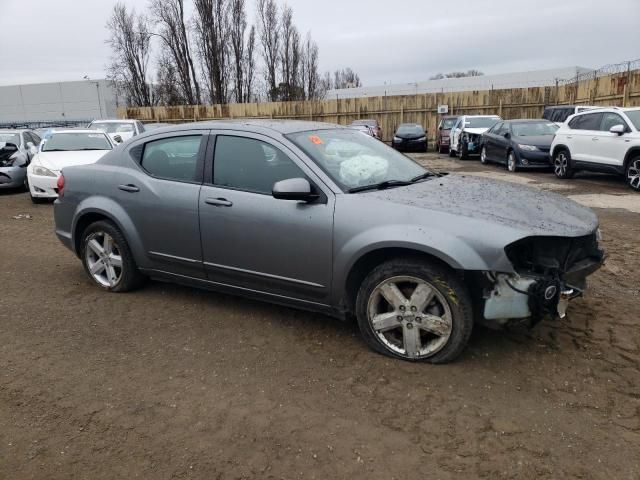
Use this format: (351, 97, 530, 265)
(1, 153, 639, 480)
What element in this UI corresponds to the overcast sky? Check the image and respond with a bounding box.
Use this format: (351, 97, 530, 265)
(1, 0, 639, 87)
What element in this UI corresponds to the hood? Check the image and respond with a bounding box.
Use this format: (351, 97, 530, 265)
(512, 135, 555, 148)
(36, 150, 110, 172)
(365, 174, 598, 237)
(463, 127, 490, 135)
(396, 132, 425, 140)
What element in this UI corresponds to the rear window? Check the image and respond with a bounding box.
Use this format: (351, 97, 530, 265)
(442, 118, 458, 129)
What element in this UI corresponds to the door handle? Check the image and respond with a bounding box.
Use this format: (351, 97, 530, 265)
(118, 184, 140, 193)
(592, 137, 599, 141)
(566, 135, 572, 139)
(205, 197, 233, 207)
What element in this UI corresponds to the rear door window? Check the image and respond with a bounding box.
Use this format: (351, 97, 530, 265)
(141, 135, 203, 182)
(568, 113, 603, 130)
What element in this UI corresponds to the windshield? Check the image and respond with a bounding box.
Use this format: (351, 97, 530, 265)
(512, 122, 559, 136)
(42, 132, 112, 151)
(625, 110, 640, 130)
(442, 118, 457, 129)
(287, 129, 428, 191)
(397, 124, 424, 135)
(90, 122, 135, 134)
(0, 133, 20, 147)
(465, 117, 499, 128)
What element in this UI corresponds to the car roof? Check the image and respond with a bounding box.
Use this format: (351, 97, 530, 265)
(0, 129, 26, 134)
(507, 119, 556, 123)
(155, 119, 345, 135)
(90, 119, 137, 123)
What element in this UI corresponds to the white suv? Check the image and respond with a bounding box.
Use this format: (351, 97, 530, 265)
(449, 115, 501, 159)
(550, 107, 640, 191)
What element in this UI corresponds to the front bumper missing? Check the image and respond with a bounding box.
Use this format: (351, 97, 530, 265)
(482, 257, 602, 327)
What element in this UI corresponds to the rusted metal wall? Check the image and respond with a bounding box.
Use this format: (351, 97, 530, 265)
(119, 70, 640, 142)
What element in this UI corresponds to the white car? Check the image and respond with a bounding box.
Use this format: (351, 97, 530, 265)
(449, 115, 501, 159)
(550, 107, 640, 191)
(27, 130, 114, 203)
(87, 119, 146, 144)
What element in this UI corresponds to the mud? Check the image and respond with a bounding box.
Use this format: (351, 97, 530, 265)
(1, 153, 639, 479)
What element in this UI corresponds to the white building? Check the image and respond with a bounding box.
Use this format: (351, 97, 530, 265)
(327, 66, 594, 99)
(0, 79, 117, 125)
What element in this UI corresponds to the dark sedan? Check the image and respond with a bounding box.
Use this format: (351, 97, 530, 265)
(480, 119, 559, 172)
(392, 123, 427, 152)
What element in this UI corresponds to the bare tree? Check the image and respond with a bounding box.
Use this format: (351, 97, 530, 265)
(300, 32, 321, 100)
(155, 52, 184, 105)
(194, 0, 229, 104)
(256, 0, 280, 101)
(430, 70, 484, 80)
(333, 68, 361, 89)
(278, 5, 302, 100)
(229, 0, 247, 103)
(243, 25, 256, 102)
(106, 3, 153, 107)
(149, 0, 201, 105)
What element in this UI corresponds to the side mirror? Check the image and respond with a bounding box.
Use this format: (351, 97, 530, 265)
(113, 135, 123, 144)
(503, 132, 511, 139)
(272, 178, 318, 202)
(609, 124, 625, 135)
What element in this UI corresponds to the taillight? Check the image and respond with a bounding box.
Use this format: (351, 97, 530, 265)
(57, 174, 65, 198)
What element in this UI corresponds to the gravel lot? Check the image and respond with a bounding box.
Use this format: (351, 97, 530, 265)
(1, 153, 639, 480)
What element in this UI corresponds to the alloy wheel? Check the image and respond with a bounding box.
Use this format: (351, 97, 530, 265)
(554, 152, 568, 177)
(480, 147, 487, 164)
(508, 152, 517, 172)
(627, 159, 640, 190)
(85, 232, 123, 288)
(367, 276, 453, 359)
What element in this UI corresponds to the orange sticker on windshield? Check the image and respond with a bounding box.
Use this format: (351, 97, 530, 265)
(309, 135, 324, 145)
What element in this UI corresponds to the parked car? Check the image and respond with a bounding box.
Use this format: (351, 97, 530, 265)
(392, 123, 427, 152)
(542, 105, 600, 124)
(551, 107, 640, 191)
(54, 120, 604, 363)
(449, 115, 501, 159)
(349, 119, 382, 140)
(480, 119, 559, 172)
(348, 124, 375, 137)
(0, 129, 41, 190)
(435, 116, 459, 153)
(87, 119, 146, 143)
(27, 129, 114, 203)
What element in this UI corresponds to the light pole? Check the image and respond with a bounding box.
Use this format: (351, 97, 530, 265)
(84, 76, 103, 119)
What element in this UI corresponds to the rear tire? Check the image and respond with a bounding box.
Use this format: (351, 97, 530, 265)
(448, 147, 456, 157)
(79, 220, 145, 292)
(626, 156, 640, 191)
(553, 148, 574, 179)
(355, 257, 473, 363)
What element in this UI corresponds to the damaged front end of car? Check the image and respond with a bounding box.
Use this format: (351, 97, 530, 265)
(479, 231, 604, 328)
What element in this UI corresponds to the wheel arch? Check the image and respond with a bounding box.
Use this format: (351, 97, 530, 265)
(341, 247, 462, 315)
(71, 199, 148, 268)
(623, 146, 640, 170)
(551, 144, 569, 158)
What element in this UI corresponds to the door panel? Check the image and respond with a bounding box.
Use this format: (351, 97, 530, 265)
(590, 113, 630, 167)
(567, 113, 603, 163)
(113, 133, 207, 278)
(199, 133, 334, 303)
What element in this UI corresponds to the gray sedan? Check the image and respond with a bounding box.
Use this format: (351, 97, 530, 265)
(53, 120, 604, 363)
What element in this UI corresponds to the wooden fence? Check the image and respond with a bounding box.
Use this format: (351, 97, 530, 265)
(118, 69, 640, 142)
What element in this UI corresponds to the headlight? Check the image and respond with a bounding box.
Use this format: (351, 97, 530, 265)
(517, 144, 539, 151)
(417, 136, 426, 141)
(32, 165, 58, 177)
(393, 136, 402, 142)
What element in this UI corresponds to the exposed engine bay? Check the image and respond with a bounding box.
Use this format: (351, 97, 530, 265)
(481, 232, 604, 326)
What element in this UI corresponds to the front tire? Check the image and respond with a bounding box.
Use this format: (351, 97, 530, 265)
(626, 156, 640, 191)
(458, 141, 468, 160)
(80, 220, 145, 292)
(553, 149, 574, 179)
(355, 258, 473, 363)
